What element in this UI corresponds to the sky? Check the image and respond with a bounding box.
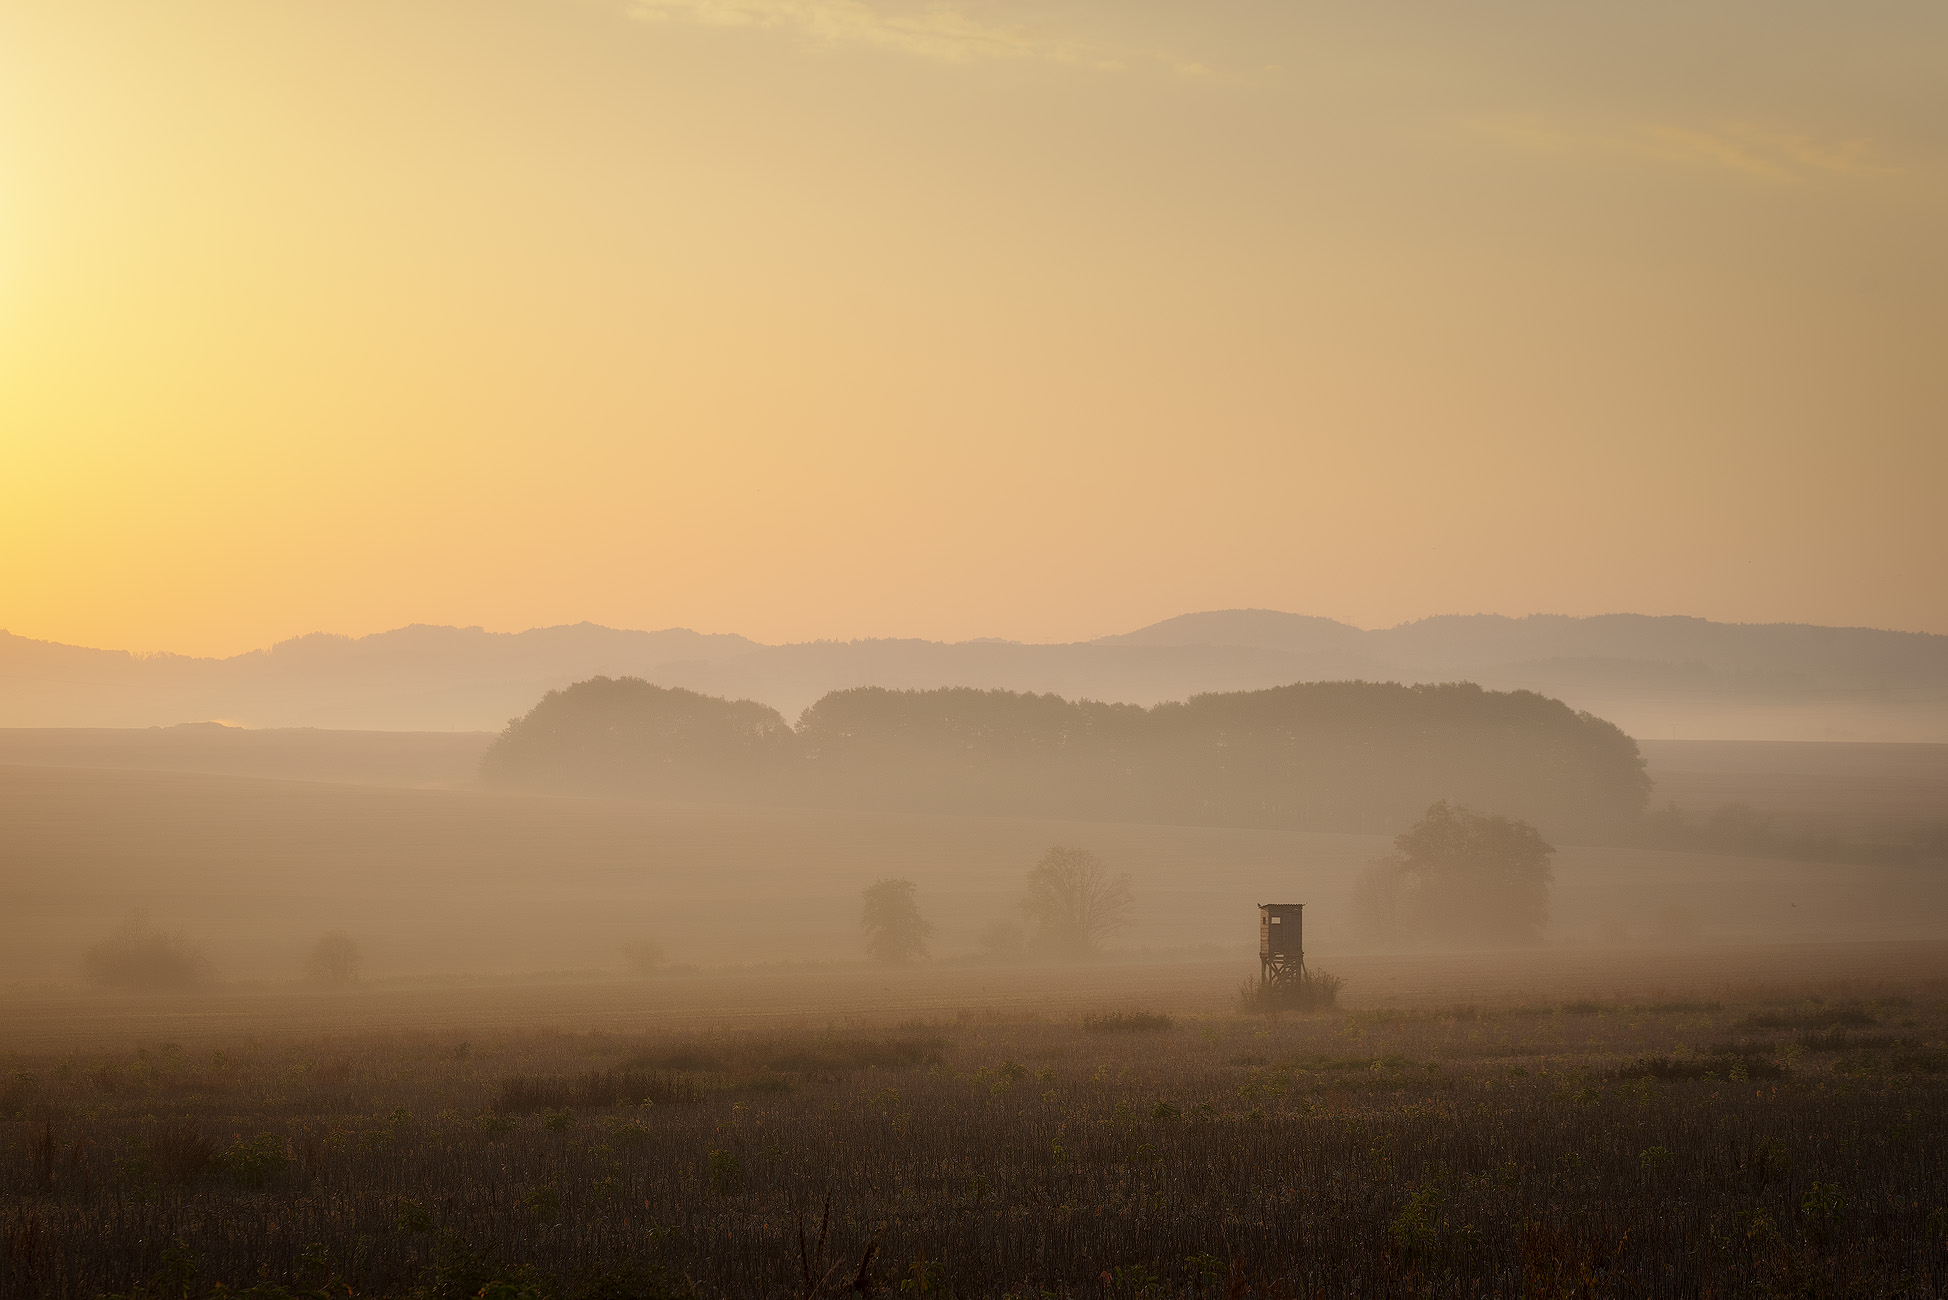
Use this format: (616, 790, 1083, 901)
(2, 0, 1945, 657)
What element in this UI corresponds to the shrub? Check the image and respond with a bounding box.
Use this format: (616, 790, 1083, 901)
(861, 879, 933, 964)
(1616, 1052, 1786, 1082)
(1238, 972, 1344, 1014)
(1744, 1007, 1874, 1031)
(1389, 1183, 1445, 1253)
(1802, 1181, 1846, 1222)
(304, 931, 361, 987)
(0, 1071, 40, 1118)
(395, 1198, 434, 1233)
(1081, 1011, 1173, 1033)
(1795, 1030, 1913, 1054)
(522, 1184, 563, 1222)
(215, 1134, 293, 1186)
(620, 940, 665, 975)
(82, 913, 212, 991)
(137, 1120, 217, 1185)
(978, 920, 1024, 959)
(706, 1149, 743, 1194)
(496, 1069, 702, 1114)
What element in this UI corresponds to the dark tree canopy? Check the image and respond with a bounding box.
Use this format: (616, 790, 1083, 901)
(482, 678, 1649, 841)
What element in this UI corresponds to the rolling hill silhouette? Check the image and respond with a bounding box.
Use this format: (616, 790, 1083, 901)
(2, 611, 1944, 739)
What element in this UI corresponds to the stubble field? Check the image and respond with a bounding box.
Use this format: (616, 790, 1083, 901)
(5, 968, 1948, 1299)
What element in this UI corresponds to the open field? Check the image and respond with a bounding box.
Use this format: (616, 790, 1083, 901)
(6, 764, 1948, 986)
(1, 941, 1946, 1052)
(4, 967, 1947, 1298)
(1637, 739, 1948, 840)
(5, 742, 1947, 1297)
(0, 729, 491, 791)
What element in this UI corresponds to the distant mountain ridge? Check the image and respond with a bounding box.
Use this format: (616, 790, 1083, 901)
(0, 623, 758, 731)
(3, 611, 1945, 740)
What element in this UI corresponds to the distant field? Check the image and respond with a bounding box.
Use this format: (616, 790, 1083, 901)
(0, 726, 491, 788)
(3, 940, 1946, 1053)
(1638, 737, 1948, 838)
(1, 728, 1940, 840)
(5, 763, 1947, 987)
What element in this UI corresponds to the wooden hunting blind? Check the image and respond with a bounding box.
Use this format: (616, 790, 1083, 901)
(1258, 903, 1305, 987)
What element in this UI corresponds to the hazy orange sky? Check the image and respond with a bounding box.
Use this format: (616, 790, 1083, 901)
(3, 1, 1945, 657)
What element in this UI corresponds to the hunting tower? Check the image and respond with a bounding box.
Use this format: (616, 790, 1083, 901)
(1258, 903, 1305, 988)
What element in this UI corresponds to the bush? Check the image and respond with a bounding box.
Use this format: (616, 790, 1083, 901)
(215, 1134, 293, 1186)
(0, 1071, 41, 1118)
(861, 879, 932, 964)
(496, 1069, 702, 1114)
(620, 940, 665, 975)
(1082, 1012, 1174, 1034)
(1744, 1007, 1874, 1031)
(706, 1149, 743, 1195)
(141, 1120, 218, 1185)
(304, 932, 361, 988)
(1616, 1052, 1786, 1082)
(1238, 972, 1344, 1014)
(978, 920, 1024, 959)
(1796, 1030, 1913, 1054)
(82, 913, 212, 991)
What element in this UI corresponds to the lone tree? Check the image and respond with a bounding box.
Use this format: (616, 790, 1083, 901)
(1021, 846, 1134, 957)
(1353, 800, 1555, 947)
(861, 878, 933, 964)
(304, 931, 361, 988)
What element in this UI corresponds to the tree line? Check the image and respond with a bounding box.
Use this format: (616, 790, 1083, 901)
(479, 677, 1649, 840)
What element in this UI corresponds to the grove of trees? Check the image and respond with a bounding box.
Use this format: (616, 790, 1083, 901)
(482, 677, 1650, 841)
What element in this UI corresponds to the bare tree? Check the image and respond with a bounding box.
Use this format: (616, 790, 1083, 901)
(1021, 846, 1133, 957)
(861, 879, 933, 964)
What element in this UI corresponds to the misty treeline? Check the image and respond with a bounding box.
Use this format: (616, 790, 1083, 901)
(480, 677, 1647, 840)
(82, 913, 363, 992)
(1638, 799, 1948, 866)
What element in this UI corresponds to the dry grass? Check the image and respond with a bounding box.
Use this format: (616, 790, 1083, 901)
(4, 976, 1947, 1298)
